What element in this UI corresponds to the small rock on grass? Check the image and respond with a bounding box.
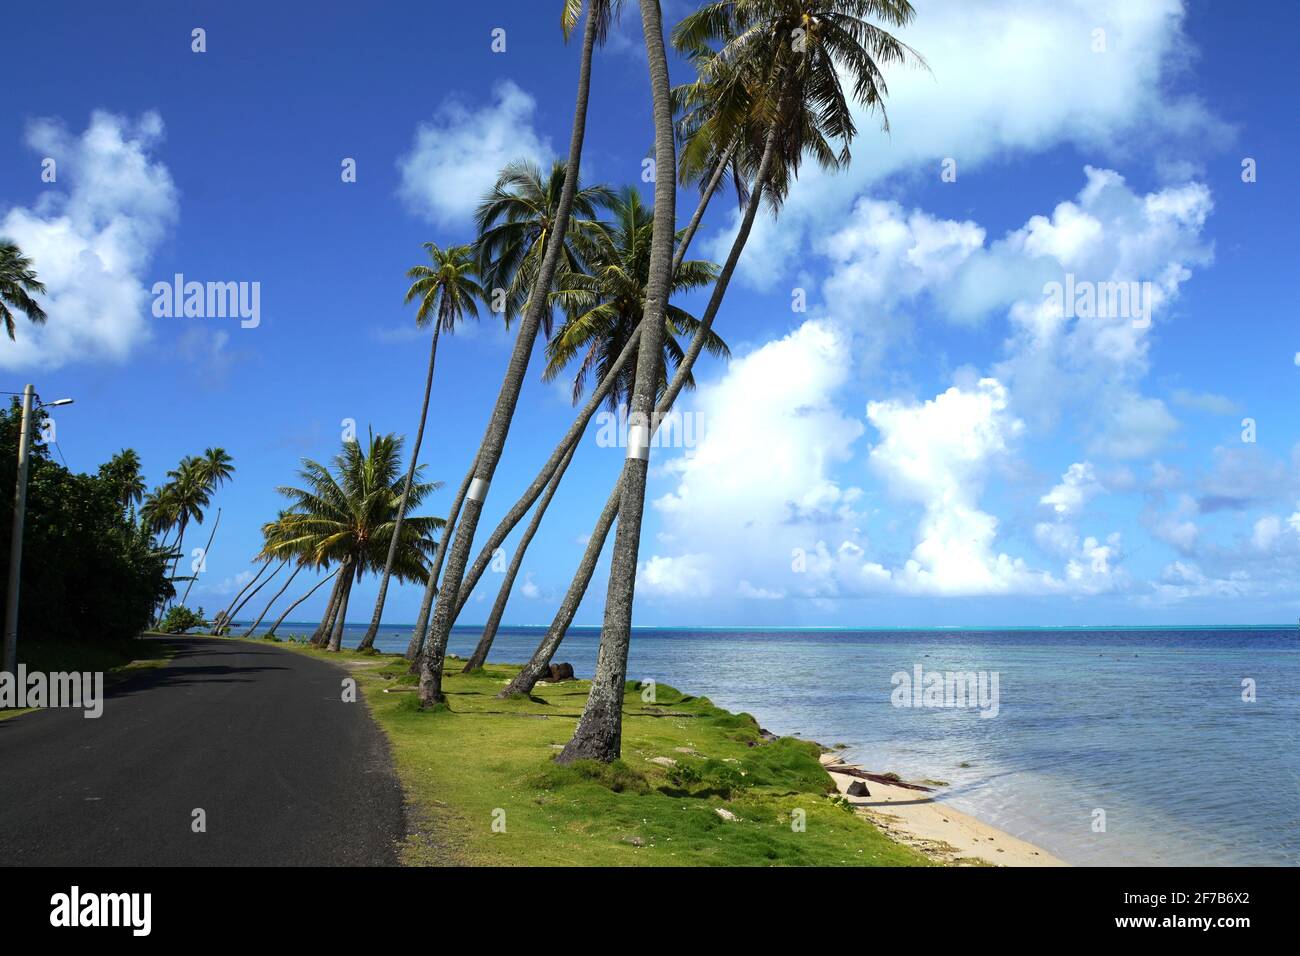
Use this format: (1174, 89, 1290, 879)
(649, 756, 677, 767)
(715, 807, 740, 822)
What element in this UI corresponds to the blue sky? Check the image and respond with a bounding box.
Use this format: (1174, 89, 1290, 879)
(4, 0, 1299, 628)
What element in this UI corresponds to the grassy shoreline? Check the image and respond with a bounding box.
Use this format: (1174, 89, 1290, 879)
(238, 636, 932, 867)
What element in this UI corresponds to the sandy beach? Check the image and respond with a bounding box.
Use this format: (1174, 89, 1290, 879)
(819, 753, 1066, 867)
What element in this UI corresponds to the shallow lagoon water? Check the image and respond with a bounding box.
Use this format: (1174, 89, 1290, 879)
(270, 622, 1300, 866)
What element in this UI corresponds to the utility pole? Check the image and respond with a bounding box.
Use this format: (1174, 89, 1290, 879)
(3, 384, 35, 674)
(4, 385, 73, 674)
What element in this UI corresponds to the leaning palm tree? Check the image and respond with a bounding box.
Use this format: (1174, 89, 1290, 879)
(544, 186, 726, 408)
(356, 243, 485, 652)
(417, 0, 626, 707)
(556, 0, 681, 761)
(410, 97, 747, 673)
(276, 430, 443, 651)
(459, 188, 726, 672)
(162, 458, 211, 582)
(475, 160, 612, 332)
(557, 0, 921, 762)
(0, 240, 47, 341)
(195, 447, 235, 491)
(158, 450, 235, 614)
(402, 162, 612, 665)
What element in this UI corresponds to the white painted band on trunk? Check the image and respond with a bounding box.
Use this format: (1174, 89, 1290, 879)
(626, 424, 651, 461)
(467, 477, 490, 502)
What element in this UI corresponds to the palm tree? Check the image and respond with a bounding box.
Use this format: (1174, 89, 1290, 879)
(475, 160, 612, 333)
(195, 447, 235, 492)
(179, 506, 221, 609)
(264, 567, 339, 639)
(459, 188, 726, 672)
(356, 243, 485, 652)
(417, 0, 625, 708)
(0, 240, 47, 341)
(558, 0, 921, 763)
(99, 449, 147, 517)
(545, 186, 726, 408)
(158, 449, 234, 613)
(556, 0, 680, 762)
(139, 484, 180, 542)
(410, 124, 745, 670)
(276, 430, 443, 651)
(162, 457, 211, 582)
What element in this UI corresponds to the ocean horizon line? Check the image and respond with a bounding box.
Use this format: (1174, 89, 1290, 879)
(237, 620, 1300, 634)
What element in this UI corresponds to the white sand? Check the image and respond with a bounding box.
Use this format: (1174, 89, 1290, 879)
(820, 753, 1066, 867)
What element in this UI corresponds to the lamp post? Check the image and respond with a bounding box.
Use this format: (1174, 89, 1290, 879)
(3, 385, 74, 674)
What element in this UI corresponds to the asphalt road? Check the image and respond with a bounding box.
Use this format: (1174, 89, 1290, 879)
(0, 637, 405, 866)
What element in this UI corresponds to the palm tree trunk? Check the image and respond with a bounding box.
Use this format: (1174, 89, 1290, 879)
(179, 507, 221, 608)
(228, 559, 286, 629)
(359, 322, 444, 651)
(558, 0, 677, 763)
(418, 7, 600, 708)
(499, 480, 619, 698)
(406, 458, 476, 661)
(327, 569, 355, 652)
(311, 571, 346, 645)
(266, 568, 338, 638)
(462, 442, 577, 672)
(444, 146, 734, 623)
(215, 559, 270, 634)
(242, 563, 302, 637)
(557, 98, 785, 763)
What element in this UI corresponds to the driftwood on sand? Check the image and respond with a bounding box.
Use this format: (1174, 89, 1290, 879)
(826, 762, 934, 793)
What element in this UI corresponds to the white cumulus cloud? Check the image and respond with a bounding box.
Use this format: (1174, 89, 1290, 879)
(0, 111, 178, 371)
(397, 81, 552, 227)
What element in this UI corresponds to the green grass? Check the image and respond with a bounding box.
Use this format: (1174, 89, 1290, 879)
(242, 638, 931, 867)
(1, 635, 175, 721)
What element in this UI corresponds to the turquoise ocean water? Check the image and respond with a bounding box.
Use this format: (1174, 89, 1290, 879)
(261, 622, 1300, 866)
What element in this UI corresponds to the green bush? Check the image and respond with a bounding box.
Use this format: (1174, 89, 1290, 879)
(159, 605, 206, 634)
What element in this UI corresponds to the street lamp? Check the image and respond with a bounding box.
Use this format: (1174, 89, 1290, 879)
(3, 384, 75, 674)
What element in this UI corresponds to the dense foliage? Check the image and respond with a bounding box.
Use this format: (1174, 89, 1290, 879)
(158, 605, 206, 634)
(0, 399, 170, 656)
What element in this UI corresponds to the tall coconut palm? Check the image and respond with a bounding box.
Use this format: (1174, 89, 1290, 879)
(195, 447, 235, 491)
(557, 0, 920, 762)
(356, 243, 485, 652)
(402, 162, 611, 664)
(475, 161, 612, 333)
(414, 130, 744, 671)
(276, 430, 443, 651)
(0, 240, 47, 341)
(545, 186, 726, 408)
(99, 449, 147, 517)
(158, 449, 234, 614)
(416, 0, 629, 708)
(459, 190, 726, 672)
(161, 457, 211, 585)
(264, 567, 339, 639)
(556, 0, 680, 762)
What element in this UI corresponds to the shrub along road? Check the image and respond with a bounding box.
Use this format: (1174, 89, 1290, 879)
(0, 636, 404, 865)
